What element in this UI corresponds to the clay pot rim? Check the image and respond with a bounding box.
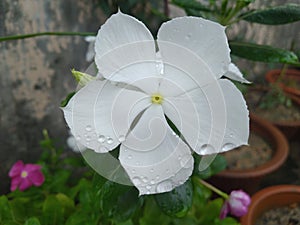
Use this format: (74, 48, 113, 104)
(247, 85, 300, 126)
(217, 114, 289, 178)
(266, 69, 300, 92)
(240, 185, 300, 224)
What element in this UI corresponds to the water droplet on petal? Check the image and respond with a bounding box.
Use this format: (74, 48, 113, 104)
(97, 135, 105, 143)
(86, 136, 91, 142)
(107, 137, 113, 144)
(146, 191, 151, 195)
(185, 33, 192, 40)
(132, 177, 142, 186)
(230, 133, 234, 138)
(199, 144, 215, 154)
(156, 180, 173, 193)
(150, 180, 155, 185)
(222, 143, 235, 152)
(128, 155, 132, 159)
(156, 175, 160, 180)
(150, 168, 154, 173)
(166, 169, 170, 174)
(146, 185, 151, 190)
(118, 135, 125, 142)
(132, 169, 136, 173)
(75, 136, 81, 141)
(85, 125, 92, 131)
(180, 154, 193, 168)
(142, 177, 148, 183)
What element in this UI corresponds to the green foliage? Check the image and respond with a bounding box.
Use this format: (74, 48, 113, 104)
(0, 132, 240, 225)
(194, 155, 227, 179)
(154, 179, 193, 217)
(229, 41, 299, 65)
(243, 4, 300, 25)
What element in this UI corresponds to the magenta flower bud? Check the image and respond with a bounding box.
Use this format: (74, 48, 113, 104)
(220, 190, 251, 219)
(8, 160, 45, 192)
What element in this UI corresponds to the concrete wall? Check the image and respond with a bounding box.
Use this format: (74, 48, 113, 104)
(0, 0, 104, 194)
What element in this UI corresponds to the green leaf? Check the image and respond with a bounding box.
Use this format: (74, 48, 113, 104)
(171, 0, 211, 12)
(24, 217, 41, 225)
(154, 179, 193, 217)
(194, 155, 227, 179)
(243, 4, 300, 25)
(229, 41, 299, 64)
(60, 92, 75, 107)
(99, 181, 143, 222)
(0, 196, 12, 221)
(55, 193, 75, 217)
(42, 195, 64, 225)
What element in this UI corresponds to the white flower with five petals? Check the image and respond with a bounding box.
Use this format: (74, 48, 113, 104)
(63, 12, 249, 195)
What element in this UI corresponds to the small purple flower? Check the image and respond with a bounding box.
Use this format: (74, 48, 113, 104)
(220, 190, 251, 219)
(9, 160, 45, 191)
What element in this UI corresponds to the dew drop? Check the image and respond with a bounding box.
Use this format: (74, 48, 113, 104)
(185, 33, 192, 40)
(132, 169, 136, 173)
(107, 137, 113, 144)
(128, 155, 132, 160)
(199, 144, 215, 154)
(97, 135, 105, 143)
(150, 168, 154, 173)
(166, 169, 170, 174)
(142, 177, 148, 183)
(75, 136, 81, 141)
(132, 177, 142, 185)
(118, 135, 125, 142)
(230, 133, 234, 138)
(222, 143, 235, 152)
(146, 191, 151, 195)
(180, 154, 193, 168)
(150, 180, 155, 185)
(156, 175, 160, 180)
(146, 185, 151, 190)
(156, 180, 173, 193)
(86, 136, 91, 142)
(85, 125, 92, 131)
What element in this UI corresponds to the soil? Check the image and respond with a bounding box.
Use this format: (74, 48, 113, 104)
(222, 133, 272, 170)
(245, 87, 300, 122)
(255, 203, 300, 225)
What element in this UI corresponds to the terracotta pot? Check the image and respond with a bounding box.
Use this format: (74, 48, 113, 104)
(246, 86, 300, 140)
(209, 114, 289, 195)
(266, 69, 300, 102)
(240, 185, 300, 225)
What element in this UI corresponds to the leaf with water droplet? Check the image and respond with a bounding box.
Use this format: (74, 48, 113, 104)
(99, 181, 143, 222)
(154, 179, 193, 217)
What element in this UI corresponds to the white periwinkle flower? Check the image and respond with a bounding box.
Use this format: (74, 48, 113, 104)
(63, 12, 249, 195)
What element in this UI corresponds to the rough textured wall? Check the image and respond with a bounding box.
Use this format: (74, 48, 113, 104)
(0, 0, 104, 194)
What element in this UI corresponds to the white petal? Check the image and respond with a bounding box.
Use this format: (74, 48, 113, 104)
(63, 79, 150, 153)
(94, 12, 159, 92)
(163, 83, 227, 155)
(163, 79, 249, 157)
(157, 16, 230, 78)
(119, 105, 194, 195)
(218, 79, 249, 151)
(225, 63, 251, 84)
(156, 42, 217, 96)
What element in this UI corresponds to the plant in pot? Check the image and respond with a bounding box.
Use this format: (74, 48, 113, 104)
(240, 185, 300, 225)
(207, 114, 289, 195)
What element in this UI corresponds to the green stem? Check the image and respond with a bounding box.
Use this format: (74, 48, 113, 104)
(197, 178, 229, 199)
(0, 31, 96, 42)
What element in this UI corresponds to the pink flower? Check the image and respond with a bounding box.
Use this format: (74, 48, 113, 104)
(8, 160, 45, 191)
(220, 190, 251, 219)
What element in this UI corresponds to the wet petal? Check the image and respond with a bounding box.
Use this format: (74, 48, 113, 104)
(63, 79, 150, 153)
(157, 16, 230, 78)
(224, 63, 251, 84)
(156, 42, 217, 96)
(119, 105, 194, 195)
(94, 11, 159, 92)
(163, 81, 227, 155)
(9, 160, 24, 178)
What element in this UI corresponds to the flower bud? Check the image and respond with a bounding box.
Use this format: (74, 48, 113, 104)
(220, 190, 251, 219)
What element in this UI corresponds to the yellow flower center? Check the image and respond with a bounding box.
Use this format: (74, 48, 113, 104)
(21, 171, 28, 178)
(151, 94, 163, 104)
